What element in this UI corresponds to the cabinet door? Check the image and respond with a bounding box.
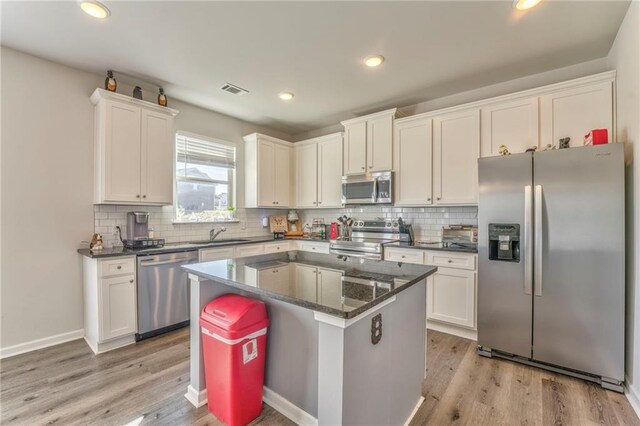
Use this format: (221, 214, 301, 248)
(481, 97, 539, 156)
(104, 101, 142, 202)
(100, 274, 137, 340)
(540, 81, 613, 148)
(343, 122, 367, 175)
(394, 118, 433, 205)
(426, 268, 476, 329)
(257, 140, 276, 207)
(367, 114, 393, 172)
(433, 109, 480, 205)
(140, 109, 174, 204)
(318, 268, 343, 309)
(274, 144, 291, 207)
(318, 137, 344, 208)
(294, 264, 318, 302)
(296, 143, 319, 208)
(199, 247, 235, 262)
(259, 264, 291, 294)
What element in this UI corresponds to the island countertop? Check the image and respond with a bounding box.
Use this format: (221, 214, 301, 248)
(182, 251, 437, 319)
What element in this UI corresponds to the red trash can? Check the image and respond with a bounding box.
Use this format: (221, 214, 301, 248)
(200, 294, 269, 426)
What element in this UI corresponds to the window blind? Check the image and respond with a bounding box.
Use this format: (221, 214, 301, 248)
(176, 134, 236, 168)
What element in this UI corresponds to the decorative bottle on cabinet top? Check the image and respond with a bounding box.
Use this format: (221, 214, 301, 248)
(158, 87, 168, 107)
(104, 70, 117, 92)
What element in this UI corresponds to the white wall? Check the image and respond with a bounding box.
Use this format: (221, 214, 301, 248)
(607, 1, 640, 411)
(0, 47, 290, 351)
(292, 58, 608, 141)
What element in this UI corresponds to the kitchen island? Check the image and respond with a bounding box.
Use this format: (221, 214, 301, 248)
(183, 250, 437, 426)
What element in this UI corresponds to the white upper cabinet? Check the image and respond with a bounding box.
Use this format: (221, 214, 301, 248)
(318, 135, 343, 208)
(91, 89, 178, 205)
(540, 81, 613, 148)
(294, 133, 343, 209)
(342, 109, 396, 175)
(295, 143, 319, 208)
(394, 117, 433, 206)
(244, 133, 292, 208)
(481, 97, 539, 157)
(433, 108, 480, 205)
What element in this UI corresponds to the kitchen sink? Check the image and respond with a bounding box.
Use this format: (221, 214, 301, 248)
(187, 238, 251, 245)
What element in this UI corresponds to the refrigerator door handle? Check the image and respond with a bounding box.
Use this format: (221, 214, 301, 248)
(524, 185, 533, 295)
(534, 184, 543, 296)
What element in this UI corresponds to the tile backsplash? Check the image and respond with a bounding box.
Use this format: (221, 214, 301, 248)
(93, 205, 478, 248)
(94, 205, 278, 248)
(297, 206, 478, 242)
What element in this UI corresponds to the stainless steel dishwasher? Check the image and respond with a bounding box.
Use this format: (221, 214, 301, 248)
(136, 250, 198, 340)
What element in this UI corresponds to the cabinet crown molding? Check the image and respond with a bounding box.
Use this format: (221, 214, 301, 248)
(90, 88, 179, 116)
(395, 70, 616, 125)
(242, 132, 293, 147)
(294, 132, 343, 147)
(340, 108, 398, 127)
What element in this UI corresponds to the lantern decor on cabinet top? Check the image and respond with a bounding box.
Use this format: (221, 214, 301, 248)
(158, 87, 168, 107)
(498, 144, 511, 156)
(104, 70, 117, 92)
(133, 86, 143, 100)
(559, 137, 571, 149)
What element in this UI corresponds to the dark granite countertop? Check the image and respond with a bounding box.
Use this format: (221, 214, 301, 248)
(183, 251, 437, 319)
(386, 241, 478, 254)
(78, 236, 329, 258)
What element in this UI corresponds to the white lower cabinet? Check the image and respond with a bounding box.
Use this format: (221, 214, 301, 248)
(317, 268, 343, 309)
(101, 274, 137, 341)
(294, 264, 319, 301)
(83, 256, 137, 354)
(426, 267, 476, 329)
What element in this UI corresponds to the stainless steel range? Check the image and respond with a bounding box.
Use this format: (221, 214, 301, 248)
(329, 219, 414, 260)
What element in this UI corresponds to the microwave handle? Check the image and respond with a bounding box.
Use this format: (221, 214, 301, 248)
(372, 178, 378, 202)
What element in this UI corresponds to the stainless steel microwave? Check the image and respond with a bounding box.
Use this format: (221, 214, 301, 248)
(342, 171, 393, 205)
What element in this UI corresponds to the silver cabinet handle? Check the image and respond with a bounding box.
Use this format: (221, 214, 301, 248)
(447, 259, 452, 263)
(136, 195, 140, 198)
(369, 165, 373, 169)
(437, 197, 441, 201)
(427, 198, 431, 202)
(129, 279, 134, 283)
(318, 201, 322, 204)
(534, 185, 543, 297)
(143, 195, 147, 198)
(524, 185, 533, 295)
(117, 265, 122, 270)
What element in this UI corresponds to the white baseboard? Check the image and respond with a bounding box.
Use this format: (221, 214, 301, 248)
(85, 334, 136, 355)
(403, 396, 425, 426)
(263, 386, 318, 426)
(427, 320, 477, 341)
(625, 375, 640, 419)
(185, 385, 208, 408)
(0, 329, 84, 359)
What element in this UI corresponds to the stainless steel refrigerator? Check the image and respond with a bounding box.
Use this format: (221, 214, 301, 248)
(477, 143, 625, 392)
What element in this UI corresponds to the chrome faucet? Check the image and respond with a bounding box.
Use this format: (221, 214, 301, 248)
(210, 227, 227, 241)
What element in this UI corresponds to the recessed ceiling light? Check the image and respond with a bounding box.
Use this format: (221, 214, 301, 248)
(279, 92, 294, 101)
(512, 0, 542, 10)
(364, 55, 384, 67)
(80, 0, 110, 19)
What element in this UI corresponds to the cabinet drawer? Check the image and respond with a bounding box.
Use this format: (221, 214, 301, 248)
(200, 247, 235, 262)
(426, 252, 476, 270)
(234, 244, 265, 258)
(384, 248, 424, 264)
(297, 241, 330, 254)
(264, 241, 291, 254)
(100, 257, 135, 277)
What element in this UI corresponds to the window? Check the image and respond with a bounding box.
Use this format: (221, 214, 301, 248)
(175, 132, 236, 222)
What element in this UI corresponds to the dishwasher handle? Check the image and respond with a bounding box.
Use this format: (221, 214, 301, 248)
(139, 254, 197, 267)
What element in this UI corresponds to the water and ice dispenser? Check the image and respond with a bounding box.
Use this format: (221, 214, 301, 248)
(488, 224, 520, 262)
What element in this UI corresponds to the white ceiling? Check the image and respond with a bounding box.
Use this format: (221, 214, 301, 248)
(1, 1, 630, 135)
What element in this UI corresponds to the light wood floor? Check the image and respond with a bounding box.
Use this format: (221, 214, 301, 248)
(1, 328, 637, 426)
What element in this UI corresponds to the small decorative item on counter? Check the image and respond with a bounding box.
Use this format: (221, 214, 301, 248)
(525, 146, 538, 153)
(498, 144, 510, 156)
(158, 87, 168, 106)
(104, 70, 117, 92)
(270, 215, 288, 239)
(133, 86, 143, 100)
(559, 137, 571, 149)
(90, 233, 104, 251)
(330, 222, 339, 239)
(285, 210, 303, 237)
(542, 143, 557, 151)
(584, 129, 609, 145)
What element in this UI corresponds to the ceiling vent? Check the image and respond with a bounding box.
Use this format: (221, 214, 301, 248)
(220, 83, 249, 96)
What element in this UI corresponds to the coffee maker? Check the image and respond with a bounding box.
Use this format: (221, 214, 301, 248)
(123, 211, 164, 249)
